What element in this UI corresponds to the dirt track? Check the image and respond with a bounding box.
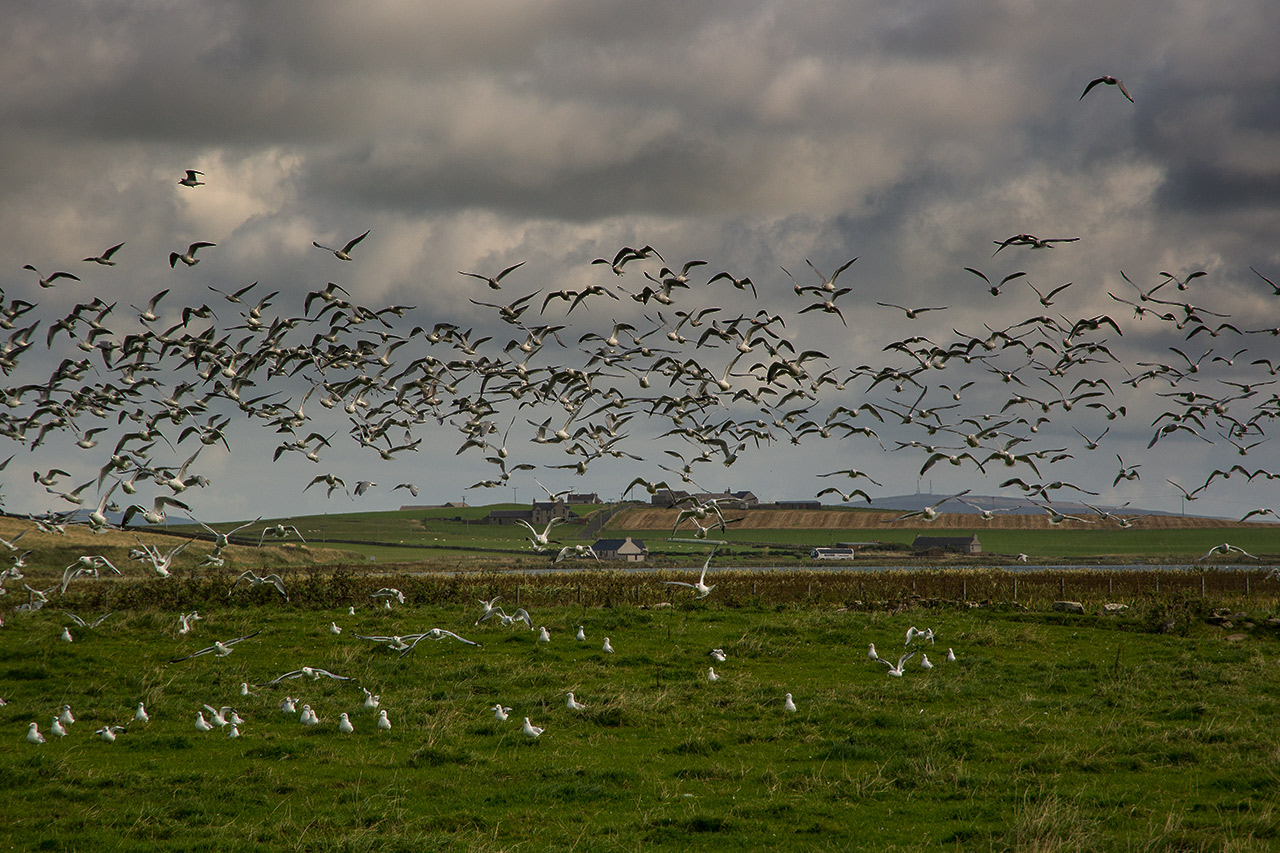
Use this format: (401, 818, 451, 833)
(611, 507, 1265, 531)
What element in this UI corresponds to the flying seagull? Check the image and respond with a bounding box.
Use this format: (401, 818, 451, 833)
(1080, 75, 1134, 103)
(313, 229, 370, 261)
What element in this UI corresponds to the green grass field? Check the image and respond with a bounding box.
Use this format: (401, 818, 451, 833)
(4, 592, 1280, 850)
(155, 504, 1280, 567)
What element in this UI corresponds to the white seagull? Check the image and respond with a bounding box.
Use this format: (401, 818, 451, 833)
(868, 643, 879, 662)
(493, 704, 512, 722)
(377, 710, 391, 731)
(661, 546, 718, 599)
(522, 717, 544, 739)
(169, 241, 215, 268)
(575, 625, 586, 642)
(602, 637, 614, 654)
(169, 630, 262, 663)
(229, 571, 288, 600)
(96, 725, 125, 743)
(338, 713, 354, 734)
(514, 516, 567, 552)
(881, 652, 916, 677)
(784, 693, 797, 713)
(195, 712, 214, 732)
(313, 229, 370, 261)
(566, 692, 587, 711)
(26, 722, 45, 744)
(707, 667, 720, 682)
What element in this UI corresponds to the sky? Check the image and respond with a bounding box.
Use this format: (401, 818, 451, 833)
(2, 0, 1279, 524)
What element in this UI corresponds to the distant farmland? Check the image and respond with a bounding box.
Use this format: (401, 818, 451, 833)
(611, 507, 1272, 531)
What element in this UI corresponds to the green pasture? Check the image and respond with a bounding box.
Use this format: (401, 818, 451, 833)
(160, 505, 1280, 567)
(602, 525, 1280, 562)
(3, 593, 1280, 851)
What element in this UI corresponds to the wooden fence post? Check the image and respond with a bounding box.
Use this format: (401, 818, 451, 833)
(1013, 578, 1018, 603)
(961, 578, 966, 601)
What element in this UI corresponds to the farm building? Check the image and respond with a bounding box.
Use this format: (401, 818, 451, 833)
(810, 547, 859, 560)
(650, 489, 759, 509)
(911, 535, 981, 554)
(485, 500, 576, 526)
(591, 536, 648, 562)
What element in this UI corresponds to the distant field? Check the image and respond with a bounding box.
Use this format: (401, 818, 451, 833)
(6, 502, 1278, 583)
(613, 506, 1273, 531)
(606, 507, 1280, 563)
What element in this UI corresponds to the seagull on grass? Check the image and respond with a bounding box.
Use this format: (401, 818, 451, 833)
(522, 717, 544, 739)
(881, 652, 916, 677)
(493, 704, 512, 722)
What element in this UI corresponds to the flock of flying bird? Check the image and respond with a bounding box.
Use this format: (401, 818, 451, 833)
(6, 72, 1279, 759)
(0, 71, 1277, 606)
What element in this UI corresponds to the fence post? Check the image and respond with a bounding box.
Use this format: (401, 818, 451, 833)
(1059, 577, 1065, 597)
(1108, 576, 1113, 596)
(1246, 575, 1250, 596)
(961, 578, 966, 602)
(517, 584, 521, 606)
(1013, 577, 1018, 603)
(1200, 574, 1206, 597)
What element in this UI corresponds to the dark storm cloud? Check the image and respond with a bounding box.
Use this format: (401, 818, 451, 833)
(1, 0, 1279, 518)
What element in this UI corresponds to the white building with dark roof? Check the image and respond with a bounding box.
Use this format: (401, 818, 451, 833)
(591, 536, 648, 562)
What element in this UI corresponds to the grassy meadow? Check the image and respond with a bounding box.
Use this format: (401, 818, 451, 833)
(145, 503, 1280, 567)
(4, 589, 1280, 851)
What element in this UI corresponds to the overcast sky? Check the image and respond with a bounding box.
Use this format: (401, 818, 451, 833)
(2, 0, 1279, 524)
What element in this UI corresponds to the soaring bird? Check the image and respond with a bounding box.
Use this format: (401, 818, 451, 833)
(179, 169, 205, 187)
(22, 265, 81, 288)
(170, 242, 215, 268)
(83, 241, 125, 265)
(1080, 75, 1134, 103)
(313, 229, 370, 261)
(459, 261, 525, 289)
(661, 546, 718, 599)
